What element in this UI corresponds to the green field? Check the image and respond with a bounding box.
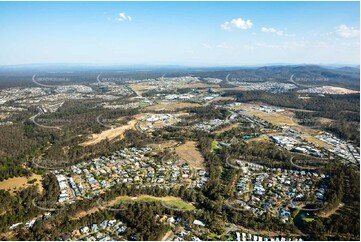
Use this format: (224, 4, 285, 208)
(114, 195, 195, 210)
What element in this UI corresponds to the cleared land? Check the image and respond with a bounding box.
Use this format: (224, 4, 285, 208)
(213, 123, 239, 134)
(80, 120, 137, 146)
(303, 135, 331, 148)
(248, 109, 318, 135)
(0, 174, 43, 195)
(175, 141, 205, 169)
(129, 84, 158, 95)
(71, 195, 194, 220)
(145, 102, 200, 111)
(80, 113, 149, 146)
(249, 110, 297, 126)
(185, 83, 220, 89)
(322, 86, 359, 94)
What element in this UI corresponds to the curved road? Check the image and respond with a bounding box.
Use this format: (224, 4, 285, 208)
(289, 74, 320, 88)
(97, 73, 102, 83)
(225, 73, 231, 82)
(32, 74, 58, 88)
(96, 114, 116, 129)
(29, 113, 62, 130)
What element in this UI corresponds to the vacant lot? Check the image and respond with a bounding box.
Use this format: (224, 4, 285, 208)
(80, 120, 137, 146)
(145, 102, 200, 111)
(175, 141, 205, 169)
(80, 114, 148, 146)
(0, 174, 43, 195)
(249, 110, 297, 126)
(129, 84, 158, 95)
(71, 195, 194, 220)
(186, 83, 220, 89)
(213, 123, 239, 134)
(116, 195, 194, 210)
(322, 86, 359, 94)
(303, 135, 331, 148)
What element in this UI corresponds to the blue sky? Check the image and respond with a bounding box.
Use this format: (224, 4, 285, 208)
(0, 1, 359, 66)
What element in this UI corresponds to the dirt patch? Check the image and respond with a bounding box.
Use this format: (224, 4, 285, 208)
(175, 141, 205, 169)
(322, 86, 359, 94)
(0, 174, 43, 195)
(80, 120, 137, 146)
(80, 114, 147, 146)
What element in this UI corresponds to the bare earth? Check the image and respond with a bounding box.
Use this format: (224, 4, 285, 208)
(175, 141, 205, 169)
(80, 120, 137, 146)
(322, 86, 359, 94)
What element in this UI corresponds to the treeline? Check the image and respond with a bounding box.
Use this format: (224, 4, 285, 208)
(299, 166, 360, 240)
(185, 106, 230, 121)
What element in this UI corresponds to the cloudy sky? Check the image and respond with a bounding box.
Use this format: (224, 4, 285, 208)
(0, 1, 359, 66)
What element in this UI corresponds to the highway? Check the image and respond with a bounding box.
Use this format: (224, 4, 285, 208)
(97, 73, 102, 83)
(32, 74, 58, 88)
(289, 74, 317, 88)
(29, 113, 62, 130)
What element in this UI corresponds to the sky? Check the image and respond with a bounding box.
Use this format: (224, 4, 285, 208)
(0, 1, 359, 66)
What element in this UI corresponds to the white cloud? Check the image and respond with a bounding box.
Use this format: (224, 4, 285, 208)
(261, 27, 284, 36)
(216, 43, 234, 49)
(255, 42, 281, 49)
(117, 12, 132, 22)
(334, 25, 359, 38)
(221, 18, 253, 31)
(282, 41, 307, 49)
(201, 43, 212, 49)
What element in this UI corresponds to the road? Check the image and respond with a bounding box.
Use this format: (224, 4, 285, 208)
(225, 73, 231, 82)
(96, 114, 115, 129)
(289, 74, 317, 88)
(29, 113, 62, 130)
(161, 230, 173, 241)
(32, 74, 57, 88)
(97, 73, 102, 83)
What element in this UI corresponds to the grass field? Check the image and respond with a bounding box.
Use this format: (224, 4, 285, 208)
(249, 110, 297, 126)
(116, 195, 195, 210)
(175, 141, 205, 169)
(211, 140, 220, 151)
(129, 84, 158, 95)
(0, 174, 43, 195)
(71, 195, 194, 220)
(303, 135, 331, 148)
(213, 123, 239, 134)
(145, 101, 200, 111)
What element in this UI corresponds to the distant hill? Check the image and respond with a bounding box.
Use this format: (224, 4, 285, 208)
(195, 65, 360, 90)
(0, 64, 359, 90)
